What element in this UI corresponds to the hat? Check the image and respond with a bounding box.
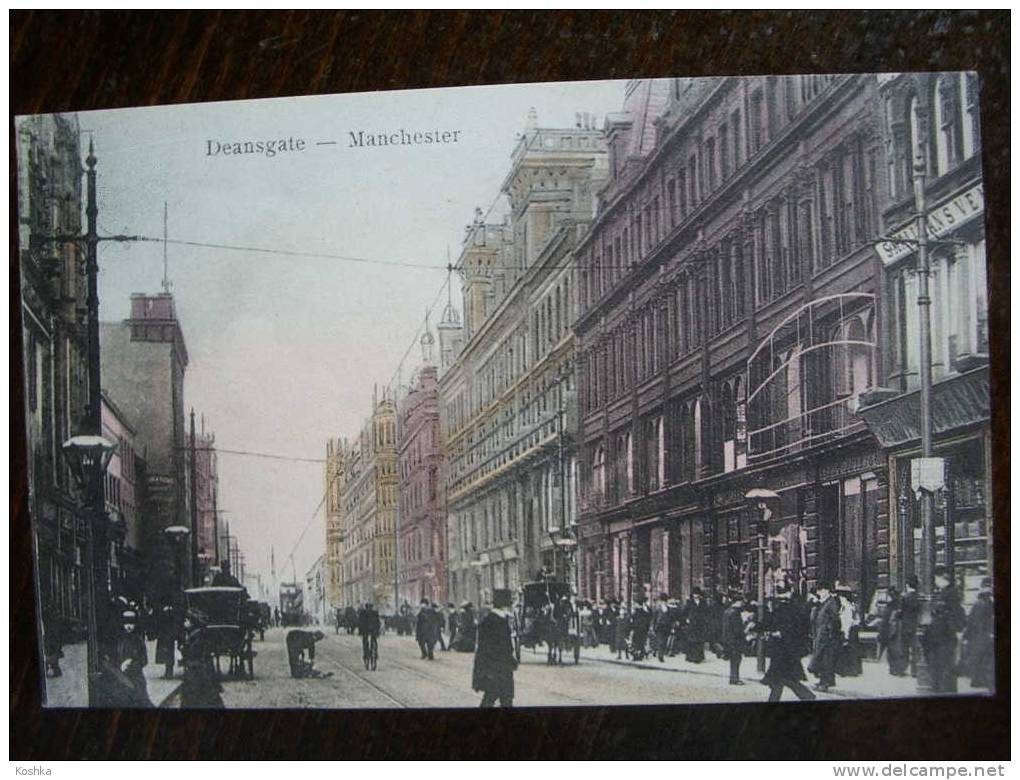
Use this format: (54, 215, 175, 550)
(817, 581, 834, 592)
(906, 575, 919, 589)
(492, 590, 512, 609)
(658, 592, 669, 601)
(692, 587, 703, 597)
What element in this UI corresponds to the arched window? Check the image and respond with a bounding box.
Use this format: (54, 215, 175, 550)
(721, 383, 737, 473)
(933, 79, 950, 175)
(961, 73, 979, 159)
(625, 432, 634, 495)
(592, 445, 606, 502)
(693, 398, 703, 479)
(907, 93, 922, 179)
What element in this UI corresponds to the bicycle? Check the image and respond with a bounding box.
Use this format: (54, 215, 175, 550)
(363, 634, 378, 671)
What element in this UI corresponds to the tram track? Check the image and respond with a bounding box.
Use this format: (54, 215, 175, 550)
(324, 648, 408, 708)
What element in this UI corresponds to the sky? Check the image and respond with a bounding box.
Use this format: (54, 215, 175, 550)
(81, 79, 629, 596)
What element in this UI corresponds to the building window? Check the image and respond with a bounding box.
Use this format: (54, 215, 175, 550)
(750, 90, 764, 153)
(907, 93, 922, 182)
(678, 169, 688, 218)
(688, 155, 698, 208)
(667, 180, 677, 227)
(731, 109, 742, 168)
(705, 137, 717, 192)
(625, 432, 634, 495)
(961, 73, 979, 159)
(592, 445, 606, 502)
(692, 398, 704, 479)
(720, 123, 730, 179)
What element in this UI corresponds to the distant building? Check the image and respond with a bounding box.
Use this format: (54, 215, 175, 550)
(17, 113, 91, 631)
(101, 292, 190, 600)
(194, 423, 219, 581)
(324, 436, 349, 608)
(441, 109, 607, 605)
(305, 554, 327, 625)
(397, 324, 447, 605)
(101, 393, 146, 601)
(339, 394, 398, 610)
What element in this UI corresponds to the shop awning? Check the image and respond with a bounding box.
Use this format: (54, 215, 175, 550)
(855, 365, 989, 448)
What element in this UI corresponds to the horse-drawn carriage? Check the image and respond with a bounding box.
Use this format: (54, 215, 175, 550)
(183, 586, 258, 679)
(512, 581, 581, 665)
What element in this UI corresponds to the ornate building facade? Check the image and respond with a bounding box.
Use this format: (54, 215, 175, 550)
(324, 436, 347, 610)
(397, 326, 448, 605)
(859, 72, 989, 601)
(574, 75, 896, 609)
(441, 110, 607, 605)
(338, 395, 398, 609)
(18, 113, 92, 631)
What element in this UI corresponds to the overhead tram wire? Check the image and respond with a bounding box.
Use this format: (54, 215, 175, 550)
(265, 122, 613, 572)
(180, 445, 326, 464)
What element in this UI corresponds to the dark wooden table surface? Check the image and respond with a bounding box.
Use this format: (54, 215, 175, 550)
(10, 10, 1009, 761)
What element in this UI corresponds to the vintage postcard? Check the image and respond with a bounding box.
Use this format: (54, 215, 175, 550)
(15, 74, 994, 709)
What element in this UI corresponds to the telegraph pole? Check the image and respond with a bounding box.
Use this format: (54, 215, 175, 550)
(189, 408, 200, 586)
(912, 151, 939, 694)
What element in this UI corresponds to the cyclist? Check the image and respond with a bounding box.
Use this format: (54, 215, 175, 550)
(357, 602, 381, 668)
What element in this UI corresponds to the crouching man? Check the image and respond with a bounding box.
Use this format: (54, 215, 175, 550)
(286, 629, 326, 678)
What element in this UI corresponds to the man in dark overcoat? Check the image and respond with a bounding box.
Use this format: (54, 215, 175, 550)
(880, 586, 908, 676)
(682, 588, 710, 663)
(445, 602, 458, 650)
(456, 602, 477, 652)
(416, 599, 441, 659)
(760, 583, 816, 701)
(962, 578, 994, 689)
(923, 566, 967, 693)
(155, 597, 178, 679)
(900, 575, 921, 676)
(472, 590, 518, 707)
(629, 597, 652, 661)
(809, 581, 842, 691)
(651, 594, 673, 663)
(721, 591, 748, 685)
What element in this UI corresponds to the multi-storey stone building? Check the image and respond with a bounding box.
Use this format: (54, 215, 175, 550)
(193, 425, 219, 579)
(324, 437, 348, 610)
(859, 72, 989, 600)
(101, 393, 145, 600)
(101, 292, 190, 600)
(574, 75, 900, 609)
(441, 110, 607, 605)
(396, 329, 447, 605)
(338, 395, 398, 609)
(18, 113, 92, 631)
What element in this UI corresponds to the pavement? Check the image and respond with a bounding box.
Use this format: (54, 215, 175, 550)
(43, 640, 181, 708)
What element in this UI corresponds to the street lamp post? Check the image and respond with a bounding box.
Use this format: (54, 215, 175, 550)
(745, 487, 780, 675)
(62, 434, 117, 707)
